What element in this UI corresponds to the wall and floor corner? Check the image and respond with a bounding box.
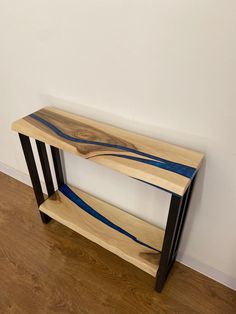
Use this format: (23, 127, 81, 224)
(0, 1, 235, 290)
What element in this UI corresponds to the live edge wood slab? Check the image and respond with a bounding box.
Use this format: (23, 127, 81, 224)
(40, 185, 164, 277)
(12, 106, 203, 196)
(12, 106, 204, 292)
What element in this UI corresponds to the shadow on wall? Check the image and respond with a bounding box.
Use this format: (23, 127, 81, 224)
(40, 93, 208, 152)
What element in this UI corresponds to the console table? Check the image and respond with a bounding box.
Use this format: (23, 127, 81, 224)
(12, 107, 204, 292)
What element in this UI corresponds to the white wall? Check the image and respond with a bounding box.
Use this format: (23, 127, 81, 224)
(0, 0, 235, 289)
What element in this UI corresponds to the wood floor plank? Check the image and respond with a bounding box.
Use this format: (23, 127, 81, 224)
(0, 172, 235, 314)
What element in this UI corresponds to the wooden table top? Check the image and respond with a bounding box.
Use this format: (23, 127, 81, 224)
(12, 107, 204, 195)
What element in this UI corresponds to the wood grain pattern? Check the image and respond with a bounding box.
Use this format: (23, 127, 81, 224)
(1, 172, 235, 314)
(39, 184, 164, 277)
(11, 106, 204, 195)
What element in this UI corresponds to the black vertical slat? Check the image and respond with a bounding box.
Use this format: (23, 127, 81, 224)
(168, 187, 189, 262)
(171, 176, 197, 258)
(36, 140, 54, 196)
(50, 146, 64, 188)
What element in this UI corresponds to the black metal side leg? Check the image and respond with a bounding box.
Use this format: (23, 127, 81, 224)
(170, 177, 196, 261)
(156, 194, 182, 292)
(19, 134, 51, 224)
(50, 146, 64, 188)
(36, 140, 54, 196)
(155, 176, 196, 292)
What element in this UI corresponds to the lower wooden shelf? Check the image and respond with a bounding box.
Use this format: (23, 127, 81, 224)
(39, 185, 164, 277)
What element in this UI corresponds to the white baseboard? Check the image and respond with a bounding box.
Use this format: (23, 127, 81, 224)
(177, 252, 236, 291)
(0, 161, 47, 193)
(0, 161, 235, 291)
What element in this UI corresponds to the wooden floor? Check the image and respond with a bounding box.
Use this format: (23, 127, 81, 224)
(0, 172, 235, 314)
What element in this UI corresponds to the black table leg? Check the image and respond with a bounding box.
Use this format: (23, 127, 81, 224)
(19, 133, 51, 224)
(155, 176, 197, 292)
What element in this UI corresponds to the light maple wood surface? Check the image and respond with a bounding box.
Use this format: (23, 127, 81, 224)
(39, 185, 164, 277)
(12, 106, 204, 195)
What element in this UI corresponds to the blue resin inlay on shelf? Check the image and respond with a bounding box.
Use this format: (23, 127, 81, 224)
(59, 184, 161, 253)
(30, 113, 196, 179)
